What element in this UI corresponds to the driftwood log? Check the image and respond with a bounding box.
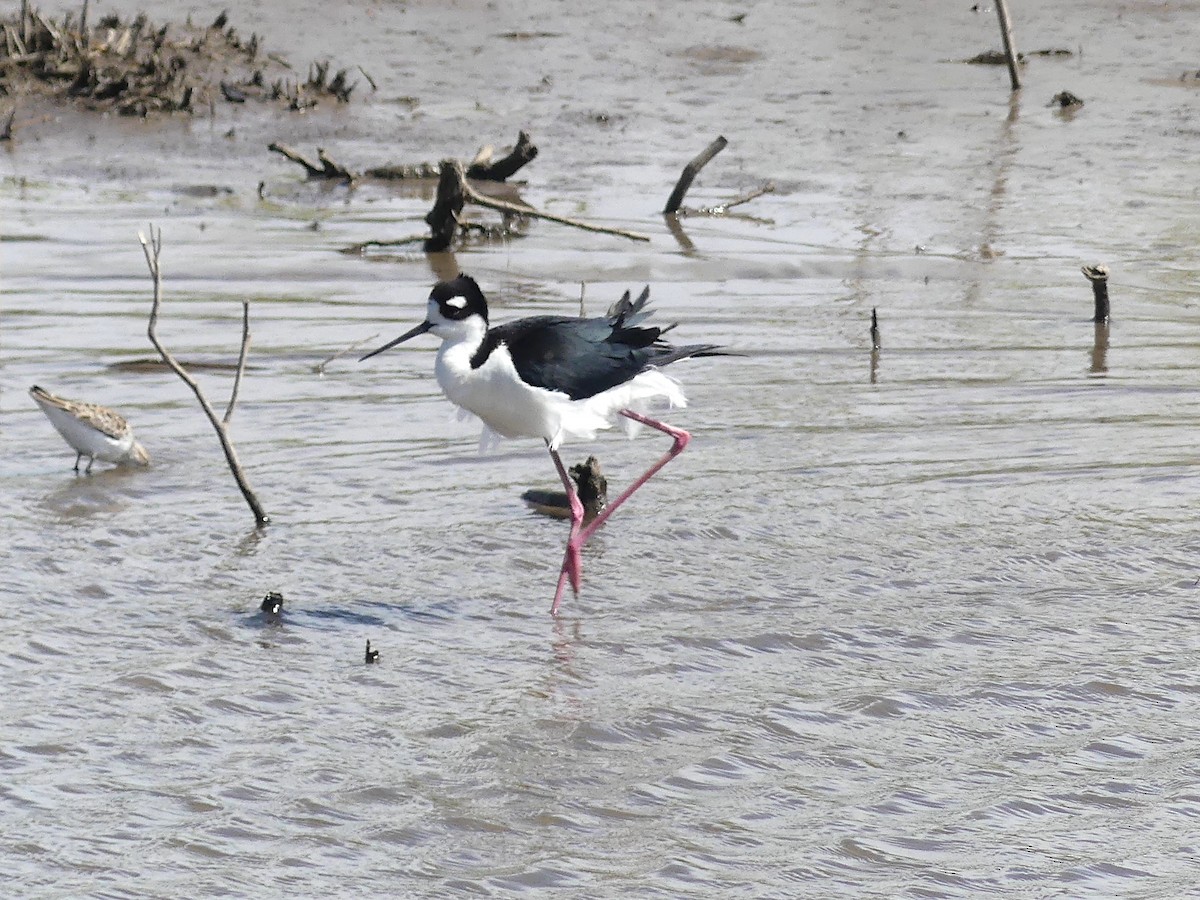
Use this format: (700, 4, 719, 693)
(271, 131, 539, 183)
(343, 159, 649, 254)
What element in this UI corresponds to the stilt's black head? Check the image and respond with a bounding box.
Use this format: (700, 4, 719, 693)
(430, 274, 489, 324)
(360, 273, 490, 362)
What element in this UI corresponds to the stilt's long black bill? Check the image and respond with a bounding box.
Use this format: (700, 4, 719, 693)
(359, 321, 434, 361)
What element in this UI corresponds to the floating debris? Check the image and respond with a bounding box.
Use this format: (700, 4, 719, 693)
(1050, 90, 1084, 108)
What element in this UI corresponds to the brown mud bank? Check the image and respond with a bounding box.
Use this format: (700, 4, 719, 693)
(0, 3, 355, 125)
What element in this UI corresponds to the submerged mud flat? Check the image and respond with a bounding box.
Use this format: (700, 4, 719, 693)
(5, 0, 1200, 896)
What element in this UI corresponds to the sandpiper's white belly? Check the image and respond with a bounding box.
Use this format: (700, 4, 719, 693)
(38, 402, 134, 462)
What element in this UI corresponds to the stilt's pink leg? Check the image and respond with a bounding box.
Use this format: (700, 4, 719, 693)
(549, 445, 585, 615)
(546, 410, 691, 615)
(578, 410, 690, 544)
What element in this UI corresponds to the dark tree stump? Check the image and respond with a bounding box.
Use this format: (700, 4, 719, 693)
(424, 159, 466, 252)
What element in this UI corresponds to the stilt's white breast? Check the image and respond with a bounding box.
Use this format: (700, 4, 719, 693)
(435, 339, 564, 441)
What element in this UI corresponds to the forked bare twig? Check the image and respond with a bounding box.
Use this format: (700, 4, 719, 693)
(139, 226, 270, 527)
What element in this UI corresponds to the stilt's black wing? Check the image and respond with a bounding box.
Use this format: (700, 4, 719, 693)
(471, 287, 723, 401)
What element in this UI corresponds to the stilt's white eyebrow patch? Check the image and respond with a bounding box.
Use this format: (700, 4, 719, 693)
(446, 296, 468, 309)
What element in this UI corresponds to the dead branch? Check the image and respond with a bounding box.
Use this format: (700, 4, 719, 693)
(465, 130, 538, 181)
(139, 226, 270, 528)
(664, 135, 727, 214)
(455, 160, 649, 242)
(339, 235, 427, 255)
(268, 142, 354, 180)
(223, 301, 250, 424)
(344, 158, 648, 253)
(275, 131, 537, 183)
(363, 161, 440, 180)
(314, 333, 379, 374)
(994, 0, 1021, 91)
(696, 183, 775, 215)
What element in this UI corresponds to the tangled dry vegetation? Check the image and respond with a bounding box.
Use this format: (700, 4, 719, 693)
(0, 4, 355, 118)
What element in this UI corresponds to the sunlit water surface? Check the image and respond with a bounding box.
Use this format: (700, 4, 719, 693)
(4, 1, 1200, 896)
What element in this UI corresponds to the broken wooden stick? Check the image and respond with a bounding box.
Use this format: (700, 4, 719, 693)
(314, 333, 380, 374)
(139, 225, 270, 527)
(697, 183, 775, 215)
(267, 142, 353, 180)
(994, 0, 1021, 91)
(664, 136, 728, 214)
(456, 160, 649, 242)
(465, 129, 538, 181)
(1082, 263, 1109, 323)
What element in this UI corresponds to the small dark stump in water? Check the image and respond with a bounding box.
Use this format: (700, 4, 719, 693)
(365, 640, 380, 664)
(870, 307, 881, 350)
(522, 456, 608, 524)
(1082, 264, 1110, 323)
(261, 590, 283, 617)
(424, 159, 467, 252)
(1051, 90, 1084, 109)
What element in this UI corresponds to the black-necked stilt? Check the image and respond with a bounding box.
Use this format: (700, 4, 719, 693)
(361, 274, 725, 613)
(30, 385, 151, 473)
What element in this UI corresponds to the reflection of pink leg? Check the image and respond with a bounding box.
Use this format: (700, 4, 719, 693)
(549, 446, 584, 615)
(547, 410, 691, 615)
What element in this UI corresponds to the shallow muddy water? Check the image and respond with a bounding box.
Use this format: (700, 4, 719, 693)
(5, 0, 1200, 896)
